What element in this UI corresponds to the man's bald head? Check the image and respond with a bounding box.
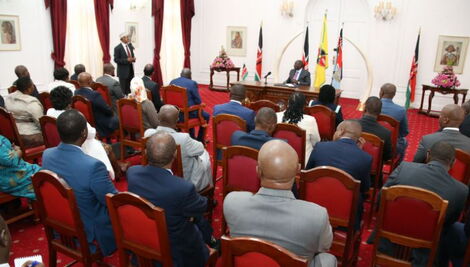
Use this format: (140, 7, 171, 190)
(439, 104, 465, 128)
(14, 65, 29, 78)
(254, 107, 277, 135)
(74, 64, 85, 74)
(462, 100, 470, 116)
(103, 63, 115, 75)
(158, 104, 179, 128)
(144, 64, 154, 76)
(379, 83, 397, 99)
(229, 84, 246, 101)
(180, 68, 191, 79)
(334, 120, 362, 141)
(364, 96, 382, 117)
(258, 140, 299, 190)
(146, 132, 176, 168)
(78, 72, 93, 87)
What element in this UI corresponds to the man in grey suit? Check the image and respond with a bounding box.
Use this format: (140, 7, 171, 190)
(285, 60, 311, 86)
(224, 140, 336, 267)
(96, 63, 124, 112)
(414, 104, 470, 163)
(144, 105, 212, 192)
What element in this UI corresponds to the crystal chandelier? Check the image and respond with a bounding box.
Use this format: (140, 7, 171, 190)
(374, 1, 396, 21)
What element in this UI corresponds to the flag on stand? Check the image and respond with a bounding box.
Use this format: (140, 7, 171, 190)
(331, 27, 343, 89)
(314, 13, 328, 88)
(255, 24, 263, 81)
(302, 26, 309, 70)
(405, 31, 420, 109)
(241, 64, 248, 80)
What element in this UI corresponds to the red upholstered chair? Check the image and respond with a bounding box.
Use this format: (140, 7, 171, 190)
(146, 89, 153, 102)
(91, 82, 112, 107)
(39, 92, 52, 113)
(0, 107, 44, 163)
(40, 116, 60, 148)
(32, 170, 104, 267)
(377, 114, 400, 172)
(371, 186, 448, 267)
(161, 85, 208, 138)
(72, 95, 96, 127)
(304, 105, 336, 141)
(273, 123, 306, 168)
(117, 99, 146, 164)
(299, 166, 361, 266)
(212, 114, 247, 182)
(248, 99, 280, 112)
(7, 85, 17, 94)
(221, 235, 308, 267)
(449, 148, 470, 185)
(68, 80, 79, 89)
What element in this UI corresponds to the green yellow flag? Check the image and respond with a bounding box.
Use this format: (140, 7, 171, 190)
(314, 13, 328, 88)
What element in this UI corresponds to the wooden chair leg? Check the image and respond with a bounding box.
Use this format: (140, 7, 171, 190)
(48, 246, 58, 267)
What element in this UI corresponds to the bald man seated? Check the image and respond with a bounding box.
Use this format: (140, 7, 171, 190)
(224, 140, 336, 267)
(144, 105, 212, 192)
(414, 104, 470, 163)
(460, 100, 470, 138)
(12, 65, 39, 98)
(96, 63, 124, 111)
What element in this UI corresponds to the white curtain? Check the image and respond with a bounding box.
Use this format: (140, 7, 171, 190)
(64, 0, 103, 80)
(160, 0, 185, 85)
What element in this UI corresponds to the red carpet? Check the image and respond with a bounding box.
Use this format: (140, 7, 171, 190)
(8, 85, 439, 266)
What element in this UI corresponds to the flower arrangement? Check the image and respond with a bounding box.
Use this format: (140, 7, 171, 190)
(431, 66, 461, 89)
(211, 46, 235, 69)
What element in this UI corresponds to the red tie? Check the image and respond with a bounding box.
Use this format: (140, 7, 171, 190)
(125, 45, 131, 57)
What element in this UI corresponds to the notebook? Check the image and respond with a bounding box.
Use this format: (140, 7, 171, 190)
(13, 255, 43, 267)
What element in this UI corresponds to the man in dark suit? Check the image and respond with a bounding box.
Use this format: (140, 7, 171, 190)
(213, 84, 256, 131)
(0, 95, 4, 108)
(285, 60, 311, 86)
(142, 64, 163, 111)
(380, 141, 468, 266)
(459, 100, 470, 138)
(113, 33, 135, 95)
(359, 96, 392, 161)
(231, 107, 277, 150)
(42, 110, 118, 256)
(75, 72, 119, 137)
(307, 120, 372, 229)
(414, 104, 470, 163)
(70, 64, 85, 81)
(127, 132, 213, 267)
(96, 63, 124, 112)
(12, 65, 39, 98)
(170, 68, 210, 142)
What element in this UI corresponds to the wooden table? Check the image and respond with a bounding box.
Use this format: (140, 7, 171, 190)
(418, 84, 468, 117)
(232, 81, 342, 107)
(209, 67, 240, 91)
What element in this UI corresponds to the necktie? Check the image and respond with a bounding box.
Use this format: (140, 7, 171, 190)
(295, 70, 301, 80)
(125, 45, 131, 57)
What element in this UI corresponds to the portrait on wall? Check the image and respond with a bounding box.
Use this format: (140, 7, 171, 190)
(125, 22, 138, 47)
(226, 26, 247, 57)
(0, 15, 21, 51)
(434, 35, 469, 74)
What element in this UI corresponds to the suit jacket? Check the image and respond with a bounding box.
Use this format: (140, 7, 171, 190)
(96, 75, 124, 111)
(359, 115, 392, 161)
(113, 43, 135, 79)
(42, 143, 118, 255)
(231, 129, 274, 150)
(213, 101, 256, 131)
(285, 69, 311, 86)
(142, 76, 163, 111)
(460, 115, 470, 138)
(75, 87, 117, 137)
(224, 187, 336, 267)
(413, 128, 470, 163)
(381, 98, 409, 138)
(127, 165, 209, 267)
(0, 95, 4, 108)
(70, 73, 78, 81)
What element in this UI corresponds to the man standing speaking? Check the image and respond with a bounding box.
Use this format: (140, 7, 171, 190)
(114, 33, 135, 95)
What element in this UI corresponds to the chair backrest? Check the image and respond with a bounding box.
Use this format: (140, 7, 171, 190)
(39, 92, 52, 113)
(372, 186, 448, 267)
(146, 89, 153, 102)
(40, 116, 60, 148)
(161, 85, 188, 110)
(32, 170, 91, 255)
(8, 86, 17, 94)
(449, 148, 470, 185)
(72, 95, 96, 127)
(68, 80, 80, 89)
(91, 82, 112, 107)
(117, 98, 144, 138)
(249, 100, 280, 112)
(304, 105, 336, 141)
(0, 107, 22, 147)
(272, 123, 306, 168)
(360, 132, 384, 177)
(106, 192, 173, 267)
(213, 114, 247, 162)
(377, 114, 399, 157)
(221, 235, 308, 267)
(222, 146, 259, 197)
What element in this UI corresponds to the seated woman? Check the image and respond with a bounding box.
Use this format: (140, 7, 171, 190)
(0, 135, 39, 200)
(129, 77, 159, 131)
(47, 86, 120, 180)
(276, 92, 320, 163)
(4, 77, 44, 148)
(309, 84, 343, 127)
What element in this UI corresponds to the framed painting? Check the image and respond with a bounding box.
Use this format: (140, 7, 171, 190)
(125, 22, 138, 47)
(226, 26, 247, 57)
(434, 35, 469, 74)
(0, 15, 21, 51)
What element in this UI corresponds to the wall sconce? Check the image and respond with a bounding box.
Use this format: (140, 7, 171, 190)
(374, 1, 396, 21)
(280, 0, 294, 18)
(130, 0, 148, 10)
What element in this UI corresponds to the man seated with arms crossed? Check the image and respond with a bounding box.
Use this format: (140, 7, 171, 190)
(285, 60, 311, 86)
(231, 107, 278, 150)
(127, 132, 214, 267)
(42, 110, 118, 256)
(224, 140, 336, 267)
(144, 104, 212, 192)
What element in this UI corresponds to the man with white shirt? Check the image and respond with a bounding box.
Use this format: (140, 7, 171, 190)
(285, 60, 311, 86)
(113, 32, 135, 95)
(96, 63, 124, 111)
(46, 67, 76, 93)
(414, 104, 470, 163)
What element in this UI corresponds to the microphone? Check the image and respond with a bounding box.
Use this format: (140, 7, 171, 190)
(264, 72, 272, 79)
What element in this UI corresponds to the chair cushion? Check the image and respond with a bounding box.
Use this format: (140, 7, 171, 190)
(25, 145, 45, 156)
